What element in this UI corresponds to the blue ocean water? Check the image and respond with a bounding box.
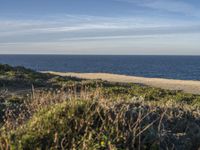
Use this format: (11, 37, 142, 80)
(0, 55, 200, 80)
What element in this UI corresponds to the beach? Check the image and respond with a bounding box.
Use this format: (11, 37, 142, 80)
(46, 72, 200, 94)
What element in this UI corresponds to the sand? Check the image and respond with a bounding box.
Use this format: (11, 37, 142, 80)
(45, 72, 200, 95)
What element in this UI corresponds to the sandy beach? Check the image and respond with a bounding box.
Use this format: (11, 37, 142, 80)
(45, 72, 200, 95)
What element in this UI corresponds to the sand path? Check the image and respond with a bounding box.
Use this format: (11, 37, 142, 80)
(45, 72, 200, 95)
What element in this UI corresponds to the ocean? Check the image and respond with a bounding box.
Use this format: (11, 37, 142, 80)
(0, 55, 200, 80)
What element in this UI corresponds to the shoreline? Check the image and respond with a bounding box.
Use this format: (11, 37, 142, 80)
(44, 72, 200, 95)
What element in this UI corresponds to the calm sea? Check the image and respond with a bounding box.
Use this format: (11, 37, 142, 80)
(0, 55, 200, 80)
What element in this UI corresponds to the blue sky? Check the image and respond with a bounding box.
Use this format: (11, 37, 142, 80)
(0, 0, 200, 54)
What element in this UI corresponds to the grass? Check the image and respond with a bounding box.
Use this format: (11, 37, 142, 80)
(0, 64, 200, 150)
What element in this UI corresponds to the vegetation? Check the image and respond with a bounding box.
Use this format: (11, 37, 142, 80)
(0, 64, 200, 150)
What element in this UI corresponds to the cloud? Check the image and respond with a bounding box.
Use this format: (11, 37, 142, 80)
(0, 14, 200, 54)
(116, 0, 200, 16)
(0, 20, 200, 43)
(1, 32, 200, 55)
(0, 14, 200, 39)
(0, 0, 199, 54)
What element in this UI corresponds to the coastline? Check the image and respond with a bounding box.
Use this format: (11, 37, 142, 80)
(44, 71, 200, 94)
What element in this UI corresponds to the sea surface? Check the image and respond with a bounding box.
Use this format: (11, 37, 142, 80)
(0, 55, 200, 80)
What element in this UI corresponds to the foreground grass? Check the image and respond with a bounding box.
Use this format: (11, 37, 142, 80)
(0, 64, 200, 150)
(0, 89, 199, 150)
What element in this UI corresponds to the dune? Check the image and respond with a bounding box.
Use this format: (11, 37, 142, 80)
(45, 72, 200, 95)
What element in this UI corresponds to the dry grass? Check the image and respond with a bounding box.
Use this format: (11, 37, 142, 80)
(0, 86, 199, 150)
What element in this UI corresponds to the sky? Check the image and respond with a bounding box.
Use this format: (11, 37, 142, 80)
(0, 0, 200, 55)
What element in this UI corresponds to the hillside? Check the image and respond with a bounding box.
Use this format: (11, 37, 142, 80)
(0, 64, 200, 150)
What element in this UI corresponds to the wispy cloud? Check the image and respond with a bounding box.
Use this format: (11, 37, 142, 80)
(1, 32, 199, 55)
(0, 14, 200, 41)
(0, 13, 200, 54)
(116, 0, 200, 17)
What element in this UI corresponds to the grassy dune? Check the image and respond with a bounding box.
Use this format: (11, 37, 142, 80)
(0, 64, 200, 150)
